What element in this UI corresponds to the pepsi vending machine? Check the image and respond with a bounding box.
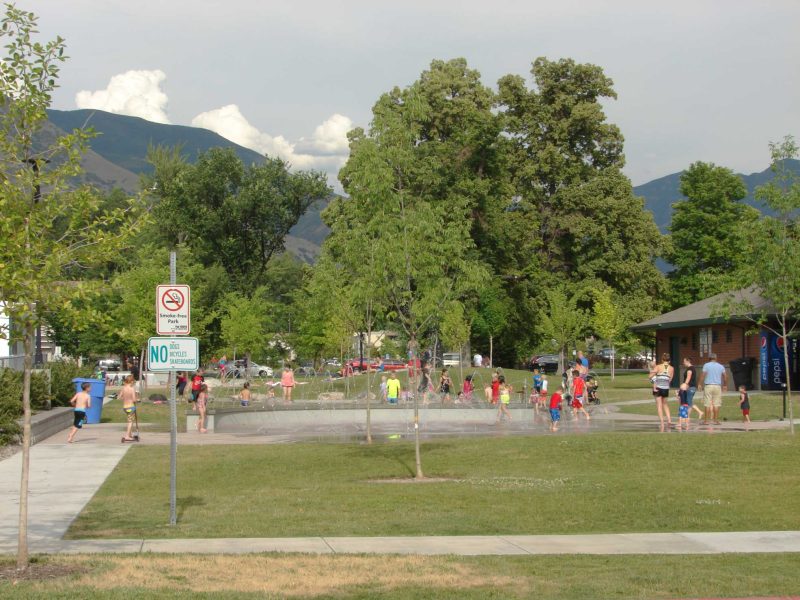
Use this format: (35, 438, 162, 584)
(759, 329, 800, 390)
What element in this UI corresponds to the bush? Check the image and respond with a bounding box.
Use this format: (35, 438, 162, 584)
(0, 360, 91, 445)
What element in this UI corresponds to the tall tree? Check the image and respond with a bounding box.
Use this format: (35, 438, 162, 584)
(667, 162, 761, 307)
(0, 5, 144, 571)
(591, 285, 628, 379)
(334, 59, 490, 476)
(497, 58, 664, 320)
(723, 137, 800, 433)
(537, 287, 587, 375)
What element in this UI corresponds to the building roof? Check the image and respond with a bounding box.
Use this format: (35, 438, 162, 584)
(631, 288, 774, 332)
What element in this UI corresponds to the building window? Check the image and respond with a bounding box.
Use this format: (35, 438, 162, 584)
(712, 330, 719, 344)
(699, 328, 711, 357)
(691, 333, 697, 350)
(726, 329, 732, 343)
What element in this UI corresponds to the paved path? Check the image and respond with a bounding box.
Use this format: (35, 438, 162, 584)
(0, 411, 798, 556)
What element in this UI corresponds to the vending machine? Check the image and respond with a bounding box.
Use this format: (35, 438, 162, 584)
(759, 329, 800, 390)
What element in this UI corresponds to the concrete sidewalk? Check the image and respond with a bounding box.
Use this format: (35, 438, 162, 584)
(4, 531, 800, 556)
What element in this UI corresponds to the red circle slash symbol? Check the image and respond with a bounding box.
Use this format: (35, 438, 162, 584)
(161, 289, 185, 311)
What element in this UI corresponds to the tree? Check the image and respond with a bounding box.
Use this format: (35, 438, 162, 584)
(0, 5, 144, 571)
(147, 146, 330, 290)
(538, 287, 587, 375)
(220, 291, 270, 378)
(725, 137, 800, 434)
(334, 59, 490, 476)
(497, 58, 664, 329)
(591, 286, 628, 379)
(668, 162, 761, 307)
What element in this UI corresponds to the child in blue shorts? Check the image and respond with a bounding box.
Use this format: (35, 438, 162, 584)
(677, 387, 690, 430)
(549, 387, 563, 432)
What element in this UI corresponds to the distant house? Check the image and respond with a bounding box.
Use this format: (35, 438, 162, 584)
(631, 289, 799, 390)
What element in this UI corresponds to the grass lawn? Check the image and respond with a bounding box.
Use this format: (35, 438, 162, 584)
(616, 392, 793, 422)
(101, 394, 187, 433)
(2, 553, 799, 598)
(67, 431, 800, 539)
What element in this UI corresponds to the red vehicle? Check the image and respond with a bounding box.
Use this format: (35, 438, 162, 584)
(346, 358, 380, 373)
(380, 359, 407, 371)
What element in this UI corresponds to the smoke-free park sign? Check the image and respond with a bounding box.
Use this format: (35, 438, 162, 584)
(156, 285, 190, 335)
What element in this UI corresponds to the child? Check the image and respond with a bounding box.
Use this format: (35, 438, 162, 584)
(496, 377, 513, 422)
(539, 374, 549, 410)
(196, 383, 209, 433)
(119, 374, 139, 442)
(380, 375, 388, 403)
(570, 369, 591, 420)
(239, 381, 251, 407)
(176, 371, 188, 399)
(677, 387, 690, 430)
(738, 385, 751, 423)
(462, 374, 474, 404)
(67, 382, 92, 443)
(532, 368, 542, 404)
(549, 386, 563, 432)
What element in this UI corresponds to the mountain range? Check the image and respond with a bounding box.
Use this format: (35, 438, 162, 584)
(45, 109, 796, 260)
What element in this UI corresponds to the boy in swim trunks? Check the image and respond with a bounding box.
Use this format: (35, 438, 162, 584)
(570, 369, 591, 420)
(677, 387, 690, 430)
(67, 382, 92, 443)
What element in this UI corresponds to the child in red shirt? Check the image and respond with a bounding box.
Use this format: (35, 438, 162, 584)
(549, 387, 563, 432)
(570, 369, 591, 420)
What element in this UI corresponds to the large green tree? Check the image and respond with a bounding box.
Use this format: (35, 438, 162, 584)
(147, 146, 330, 289)
(0, 5, 144, 570)
(667, 162, 761, 307)
(497, 58, 664, 324)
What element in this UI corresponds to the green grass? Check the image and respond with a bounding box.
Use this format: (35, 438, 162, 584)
(2, 553, 800, 598)
(67, 431, 800, 539)
(616, 392, 793, 421)
(101, 395, 187, 433)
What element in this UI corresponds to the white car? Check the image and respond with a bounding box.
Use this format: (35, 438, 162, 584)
(229, 360, 273, 378)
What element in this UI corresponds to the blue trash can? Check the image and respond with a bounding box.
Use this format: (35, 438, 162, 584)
(72, 378, 107, 424)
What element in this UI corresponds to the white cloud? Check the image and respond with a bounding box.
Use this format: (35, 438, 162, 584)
(75, 69, 171, 124)
(191, 104, 351, 175)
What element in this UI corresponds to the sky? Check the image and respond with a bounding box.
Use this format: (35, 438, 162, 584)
(21, 0, 800, 189)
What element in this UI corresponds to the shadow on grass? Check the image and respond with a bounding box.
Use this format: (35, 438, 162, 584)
(347, 442, 452, 478)
(176, 495, 205, 521)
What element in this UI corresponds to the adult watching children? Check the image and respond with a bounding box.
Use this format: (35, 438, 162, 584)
(699, 352, 727, 425)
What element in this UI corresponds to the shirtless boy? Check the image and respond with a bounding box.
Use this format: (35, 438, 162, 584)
(67, 382, 91, 443)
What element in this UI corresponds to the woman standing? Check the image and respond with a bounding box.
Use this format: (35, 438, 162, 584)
(281, 366, 296, 404)
(653, 354, 675, 429)
(681, 357, 704, 420)
(119, 374, 139, 442)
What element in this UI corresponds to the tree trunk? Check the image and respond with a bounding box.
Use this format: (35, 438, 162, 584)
(781, 323, 794, 435)
(409, 338, 423, 479)
(16, 319, 34, 572)
(489, 335, 493, 369)
(138, 346, 146, 396)
(365, 332, 372, 445)
(611, 343, 616, 380)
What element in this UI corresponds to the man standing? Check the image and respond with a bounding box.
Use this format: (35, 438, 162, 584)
(699, 352, 727, 425)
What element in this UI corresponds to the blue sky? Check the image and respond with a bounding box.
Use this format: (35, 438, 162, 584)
(24, 0, 800, 187)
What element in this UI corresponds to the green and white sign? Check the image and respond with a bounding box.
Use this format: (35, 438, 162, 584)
(148, 337, 199, 372)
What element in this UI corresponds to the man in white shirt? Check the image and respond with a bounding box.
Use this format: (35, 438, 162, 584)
(699, 352, 727, 425)
(473, 353, 482, 367)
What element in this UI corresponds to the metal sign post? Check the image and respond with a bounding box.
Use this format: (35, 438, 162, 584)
(169, 252, 177, 526)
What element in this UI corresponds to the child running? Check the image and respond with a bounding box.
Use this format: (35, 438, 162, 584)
(549, 386, 563, 432)
(738, 385, 751, 423)
(67, 382, 92, 443)
(119, 374, 139, 442)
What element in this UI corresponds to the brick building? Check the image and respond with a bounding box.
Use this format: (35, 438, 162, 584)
(630, 288, 793, 390)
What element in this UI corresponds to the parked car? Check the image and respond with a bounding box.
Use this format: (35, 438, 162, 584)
(380, 358, 407, 371)
(531, 354, 560, 373)
(97, 358, 121, 372)
(442, 352, 462, 367)
(346, 358, 380, 373)
(229, 360, 273, 378)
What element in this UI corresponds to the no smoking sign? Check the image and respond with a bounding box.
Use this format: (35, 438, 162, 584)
(156, 284, 191, 335)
